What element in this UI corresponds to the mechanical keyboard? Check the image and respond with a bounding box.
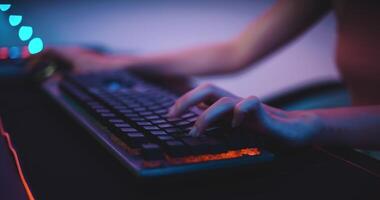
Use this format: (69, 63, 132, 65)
(43, 70, 274, 178)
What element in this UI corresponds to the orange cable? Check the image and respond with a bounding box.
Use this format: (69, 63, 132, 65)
(0, 118, 35, 200)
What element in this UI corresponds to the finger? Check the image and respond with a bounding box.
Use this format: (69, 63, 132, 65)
(168, 83, 232, 117)
(189, 97, 239, 136)
(232, 96, 261, 128)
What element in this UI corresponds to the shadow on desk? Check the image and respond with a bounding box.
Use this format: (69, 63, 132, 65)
(0, 77, 379, 200)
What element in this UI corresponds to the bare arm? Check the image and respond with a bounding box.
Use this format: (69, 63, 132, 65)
(127, 0, 331, 75)
(313, 106, 380, 149)
(28, 0, 331, 76)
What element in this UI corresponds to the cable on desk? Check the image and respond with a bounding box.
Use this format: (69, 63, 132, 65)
(0, 117, 36, 200)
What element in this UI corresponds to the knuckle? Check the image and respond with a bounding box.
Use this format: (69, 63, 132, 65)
(246, 96, 261, 104)
(237, 97, 261, 113)
(218, 96, 232, 103)
(200, 83, 215, 90)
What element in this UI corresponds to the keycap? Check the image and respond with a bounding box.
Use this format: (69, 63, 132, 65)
(136, 122, 152, 126)
(157, 135, 174, 141)
(182, 137, 209, 155)
(120, 128, 138, 132)
(139, 111, 154, 116)
(142, 126, 160, 130)
(141, 143, 164, 160)
(164, 128, 180, 134)
(199, 137, 226, 154)
(151, 119, 166, 124)
(149, 131, 167, 136)
(164, 140, 190, 157)
(117, 132, 149, 148)
(125, 133, 149, 147)
(145, 115, 160, 120)
(154, 109, 167, 114)
(129, 117, 145, 122)
(158, 123, 173, 128)
(113, 123, 131, 128)
(108, 119, 124, 123)
(100, 113, 116, 117)
(123, 113, 139, 118)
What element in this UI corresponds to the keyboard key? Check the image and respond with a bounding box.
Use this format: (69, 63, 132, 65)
(114, 123, 132, 128)
(141, 143, 164, 160)
(100, 113, 116, 117)
(129, 117, 145, 122)
(151, 119, 166, 124)
(158, 123, 173, 128)
(166, 117, 181, 123)
(124, 133, 149, 147)
(199, 137, 226, 154)
(139, 111, 154, 116)
(164, 128, 180, 134)
(125, 112, 140, 117)
(108, 119, 124, 123)
(155, 109, 167, 114)
(136, 121, 152, 126)
(145, 115, 160, 120)
(133, 107, 146, 112)
(182, 137, 208, 155)
(157, 135, 174, 141)
(142, 126, 160, 130)
(149, 131, 167, 136)
(119, 109, 134, 114)
(164, 140, 190, 157)
(120, 128, 138, 132)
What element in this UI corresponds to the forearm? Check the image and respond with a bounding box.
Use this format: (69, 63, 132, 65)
(311, 106, 380, 150)
(116, 0, 330, 76)
(128, 40, 240, 76)
(233, 0, 331, 69)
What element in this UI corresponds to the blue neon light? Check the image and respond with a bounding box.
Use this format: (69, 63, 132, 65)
(9, 46, 21, 59)
(18, 26, 33, 41)
(28, 37, 44, 54)
(2, 4, 44, 56)
(9, 15, 23, 26)
(0, 4, 11, 11)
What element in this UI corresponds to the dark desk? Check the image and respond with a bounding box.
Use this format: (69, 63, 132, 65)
(1, 77, 379, 200)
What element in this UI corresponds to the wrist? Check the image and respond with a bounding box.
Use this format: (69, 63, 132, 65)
(307, 110, 329, 145)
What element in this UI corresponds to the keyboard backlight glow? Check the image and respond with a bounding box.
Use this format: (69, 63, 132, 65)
(167, 148, 261, 165)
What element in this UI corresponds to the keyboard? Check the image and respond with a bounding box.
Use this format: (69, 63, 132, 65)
(43, 70, 274, 178)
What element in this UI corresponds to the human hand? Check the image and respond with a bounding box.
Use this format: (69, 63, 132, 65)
(168, 83, 323, 146)
(26, 46, 137, 74)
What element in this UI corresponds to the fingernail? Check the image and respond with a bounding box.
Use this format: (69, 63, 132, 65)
(189, 127, 198, 137)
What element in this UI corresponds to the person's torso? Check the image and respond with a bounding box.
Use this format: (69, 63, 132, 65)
(333, 0, 380, 105)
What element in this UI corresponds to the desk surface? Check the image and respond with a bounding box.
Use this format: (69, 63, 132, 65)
(0, 77, 379, 200)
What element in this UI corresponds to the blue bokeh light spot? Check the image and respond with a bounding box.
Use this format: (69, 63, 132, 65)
(9, 46, 21, 59)
(28, 37, 44, 54)
(0, 4, 11, 11)
(9, 15, 23, 26)
(18, 26, 33, 41)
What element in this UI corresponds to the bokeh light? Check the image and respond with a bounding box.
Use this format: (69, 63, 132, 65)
(9, 15, 23, 26)
(0, 4, 11, 12)
(18, 26, 33, 41)
(28, 37, 44, 54)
